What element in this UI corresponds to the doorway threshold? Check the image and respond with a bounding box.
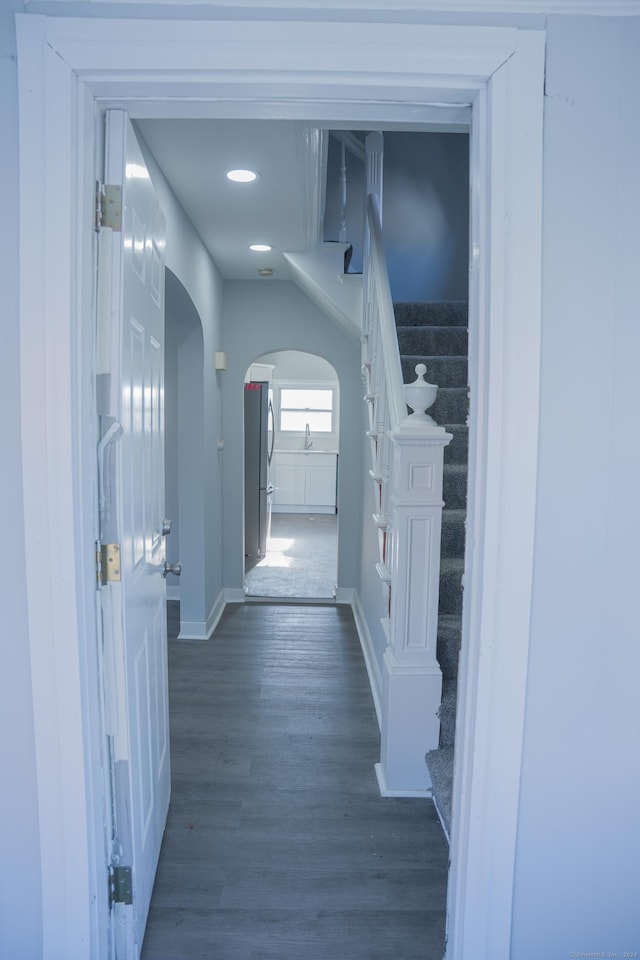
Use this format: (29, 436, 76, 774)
(244, 595, 337, 606)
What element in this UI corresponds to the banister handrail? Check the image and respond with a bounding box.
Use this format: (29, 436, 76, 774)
(366, 194, 407, 429)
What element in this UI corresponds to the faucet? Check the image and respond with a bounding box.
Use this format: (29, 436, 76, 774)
(304, 423, 313, 450)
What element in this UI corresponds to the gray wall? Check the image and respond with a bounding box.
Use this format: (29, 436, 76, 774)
(511, 15, 640, 956)
(138, 133, 226, 629)
(221, 281, 362, 592)
(383, 132, 469, 303)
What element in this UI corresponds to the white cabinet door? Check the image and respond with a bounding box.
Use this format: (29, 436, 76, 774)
(272, 453, 337, 509)
(305, 461, 337, 506)
(273, 460, 306, 505)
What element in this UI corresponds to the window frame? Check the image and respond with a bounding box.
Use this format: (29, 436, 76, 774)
(276, 380, 338, 439)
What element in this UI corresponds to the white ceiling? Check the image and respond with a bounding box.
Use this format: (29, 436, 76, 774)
(136, 119, 309, 281)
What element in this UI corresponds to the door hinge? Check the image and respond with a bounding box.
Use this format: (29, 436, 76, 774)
(96, 181, 122, 232)
(96, 540, 121, 586)
(109, 865, 133, 906)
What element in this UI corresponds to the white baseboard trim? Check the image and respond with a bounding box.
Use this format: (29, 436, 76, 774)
(166, 585, 180, 602)
(335, 587, 353, 604)
(375, 762, 433, 799)
(271, 504, 336, 514)
(177, 590, 227, 641)
(224, 588, 245, 604)
(350, 590, 382, 731)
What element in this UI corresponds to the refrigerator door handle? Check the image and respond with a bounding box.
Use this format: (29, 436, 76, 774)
(267, 399, 275, 465)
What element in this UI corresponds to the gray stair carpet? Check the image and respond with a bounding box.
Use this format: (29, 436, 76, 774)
(394, 301, 468, 839)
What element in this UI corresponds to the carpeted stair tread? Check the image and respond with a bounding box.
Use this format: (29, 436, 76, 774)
(394, 301, 468, 328)
(443, 424, 468, 464)
(426, 746, 455, 838)
(438, 680, 457, 747)
(397, 326, 468, 358)
(443, 464, 468, 509)
(441, 509, 466, 559)
(437, 615, 462, 680)
(401, 355, 467, 389)
(439, 558, 464, 616)
(428, 387, 468, 425)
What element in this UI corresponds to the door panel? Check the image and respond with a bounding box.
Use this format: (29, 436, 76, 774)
(102, 110, 170, 956)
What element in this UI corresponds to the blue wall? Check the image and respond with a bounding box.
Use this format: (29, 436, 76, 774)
(383, 132, 469, 303)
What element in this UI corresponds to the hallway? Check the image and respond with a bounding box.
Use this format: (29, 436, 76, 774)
(141, 602, 448, 959)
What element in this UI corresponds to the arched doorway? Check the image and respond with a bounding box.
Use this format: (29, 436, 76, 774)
(243, 350, 339, 600)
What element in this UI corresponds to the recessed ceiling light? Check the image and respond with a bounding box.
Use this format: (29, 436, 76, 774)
(226, 169, 258, 183)
(250, 244, 272, 252)
(258, 268, 273, 277)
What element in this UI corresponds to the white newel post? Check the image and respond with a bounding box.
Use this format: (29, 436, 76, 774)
(376, 369, 452, 796)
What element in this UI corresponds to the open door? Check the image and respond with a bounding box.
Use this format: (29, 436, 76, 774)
(97, 110, 170, 957)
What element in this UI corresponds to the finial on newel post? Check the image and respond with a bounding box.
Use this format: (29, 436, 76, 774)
(403, 363, 438, 426)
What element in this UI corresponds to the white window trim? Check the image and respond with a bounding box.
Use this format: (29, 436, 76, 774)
(277, 380, 338, 437)
(16, 15, 544, 959)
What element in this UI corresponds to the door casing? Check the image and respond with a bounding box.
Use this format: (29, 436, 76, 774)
(16, 14, 544, 959)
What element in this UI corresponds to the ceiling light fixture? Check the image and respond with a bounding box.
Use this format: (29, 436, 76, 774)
(250, 244, 272, 252)
(258, 268, 273, 277)
(226, 169, 258, 183)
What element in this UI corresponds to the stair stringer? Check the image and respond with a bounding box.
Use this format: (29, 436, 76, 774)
(283, 243, 362, 339)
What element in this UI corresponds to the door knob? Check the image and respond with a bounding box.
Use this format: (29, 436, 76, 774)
(162, 560, 182, 578)
(162, 518, 173, 536)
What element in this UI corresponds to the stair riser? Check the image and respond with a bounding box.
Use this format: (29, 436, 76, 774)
(443, 426, 468, 464)
(439, 563, 463, 617)
(437, 621, 461, 681)
(443, 467, 467, 509)
(401, 355, 467, 389)
(394, 301, 468, 328)
(438, 681, 457, 747)
(441, 510, 465, 558)
(427, 389, 468, 429)
(397, 327, 468, 357)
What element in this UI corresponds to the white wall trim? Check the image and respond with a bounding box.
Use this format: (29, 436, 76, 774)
(351, 591, 382, 730)
(16, 14, 544, 958)
(224, 588, 246, 605)
(25, 0, 640, 16)
(375, 763, 432, 799)
(178, 590, 226, 640)
(334, 586, 354, 605)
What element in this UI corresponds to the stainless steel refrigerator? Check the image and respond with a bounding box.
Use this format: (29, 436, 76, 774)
(244, 381, 274, 560)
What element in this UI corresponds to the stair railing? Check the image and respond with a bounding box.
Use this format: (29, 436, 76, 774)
(362, 192, 452, 795)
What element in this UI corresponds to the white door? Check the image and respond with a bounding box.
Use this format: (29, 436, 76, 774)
(99, 110, 170, 957)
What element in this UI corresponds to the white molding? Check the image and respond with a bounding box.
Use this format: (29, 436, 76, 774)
(350, 590, 382, 729)
(378, 647, 441, 792)
(446, 29, 545, 960)
(25, 0, 640, 15)
(375, 763, 432, 799)
(224, 588, 246, 604)
(178, 590, 227, 640)
(334, 587, 354, 604)
(15, 15, 544, 958)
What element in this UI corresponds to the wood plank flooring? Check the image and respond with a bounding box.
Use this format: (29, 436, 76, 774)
(141, 602, 448, 960)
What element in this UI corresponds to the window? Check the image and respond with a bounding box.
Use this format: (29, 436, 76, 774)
(279, 387, 334, 433)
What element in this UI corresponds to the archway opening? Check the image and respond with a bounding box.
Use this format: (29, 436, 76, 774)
(243, 350, 339, 600)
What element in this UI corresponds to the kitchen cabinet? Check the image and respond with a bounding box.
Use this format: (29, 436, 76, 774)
(272, 452, 337, 512)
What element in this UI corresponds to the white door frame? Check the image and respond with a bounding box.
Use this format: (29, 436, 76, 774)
(16, 14, 544, 959)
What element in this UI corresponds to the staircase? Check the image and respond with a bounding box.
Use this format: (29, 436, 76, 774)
(394, 301, 469, 837)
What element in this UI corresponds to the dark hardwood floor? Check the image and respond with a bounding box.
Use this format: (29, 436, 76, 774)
(142, 602, 448, 959)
